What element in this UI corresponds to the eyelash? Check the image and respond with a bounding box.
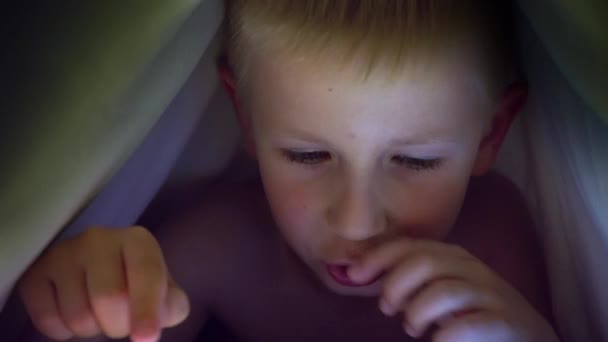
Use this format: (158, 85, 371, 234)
(391, 155, 442, 171)
(282, 150, 331, 164)
(281, 150, 442, 171)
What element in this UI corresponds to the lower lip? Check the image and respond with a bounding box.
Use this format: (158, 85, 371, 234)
(326, 264, 381, 287)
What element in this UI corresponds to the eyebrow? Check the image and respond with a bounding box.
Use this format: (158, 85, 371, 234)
(269, 125, 332, 145)
(389, 137, 459, 146)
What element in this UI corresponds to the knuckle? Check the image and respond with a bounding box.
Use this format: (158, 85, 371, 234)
(79, 226, 111, 247)
(129, 258, 167, 276)
(126, 225, 153, 241)
(432, 281, 461, 301)
(91, 288, 128, 307)
(82, 226, 106, 239)
(130, 258, 166, 281)
(413, 254, 436, 273)
(130, 263, 166, 288)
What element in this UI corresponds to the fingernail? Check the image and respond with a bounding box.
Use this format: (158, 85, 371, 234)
(379, 298, 395, 316)
(403, 321, 420, 338)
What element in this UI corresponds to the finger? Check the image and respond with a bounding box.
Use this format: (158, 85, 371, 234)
(433, 311, 517, 342)
(18, 275, 73, 340)
(122, 227, 168, 342)
(380, 252, 454, 316)
(86, 246, 130, 339)
(55, 270, 100, 337)
(404, 279, 496, 338)
(348, 238, 413, 284)
(162, 278, 190, 328)
(380, 249, 483, 316)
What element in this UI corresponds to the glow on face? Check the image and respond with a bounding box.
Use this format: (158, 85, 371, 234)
(244, 45, 490, 296)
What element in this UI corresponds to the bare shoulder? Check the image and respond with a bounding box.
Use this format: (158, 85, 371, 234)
(151, 179, 276, 340)
(454, 172, 552, 318)
(156, 179, 275, 252)
(155, 179, 276, 296)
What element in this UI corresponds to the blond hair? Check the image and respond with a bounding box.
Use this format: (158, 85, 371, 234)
(224, 0, 515, 91)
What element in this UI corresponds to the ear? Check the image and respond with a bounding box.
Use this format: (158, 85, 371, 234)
(471, 82, 528, 176)
(217, 57, 257, 157)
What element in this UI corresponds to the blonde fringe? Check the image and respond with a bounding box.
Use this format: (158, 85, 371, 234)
(225, 0, 513, 87)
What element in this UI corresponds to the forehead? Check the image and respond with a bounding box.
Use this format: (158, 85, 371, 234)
(244, 40, 491, 137)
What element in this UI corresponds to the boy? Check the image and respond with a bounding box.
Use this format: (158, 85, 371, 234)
(18, 1, 559, 341)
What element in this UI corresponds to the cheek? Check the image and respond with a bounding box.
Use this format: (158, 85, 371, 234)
(268, 184, 312, 226)
(387, 173, 469, 239)
(258, 161, 321, 239)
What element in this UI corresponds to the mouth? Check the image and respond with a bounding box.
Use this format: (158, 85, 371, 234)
(325, 264, 383, 287)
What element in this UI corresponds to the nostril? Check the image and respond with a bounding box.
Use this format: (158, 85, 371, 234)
(345, 241, 378, 260)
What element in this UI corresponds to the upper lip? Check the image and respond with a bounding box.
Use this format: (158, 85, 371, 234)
(325, 261, 353, 266)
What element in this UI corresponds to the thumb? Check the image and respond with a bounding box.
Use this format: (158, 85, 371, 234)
(162, 280, 190, 328)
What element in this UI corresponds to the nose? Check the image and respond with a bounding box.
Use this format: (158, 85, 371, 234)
(326, 181, 387, 241)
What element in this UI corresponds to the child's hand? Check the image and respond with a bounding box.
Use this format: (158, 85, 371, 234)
(348, 238, 558, 342)
(18, 226, 190, 342)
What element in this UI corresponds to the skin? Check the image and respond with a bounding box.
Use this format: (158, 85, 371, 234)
(17, 227, 189, 342)
(18, 38, 558, 342)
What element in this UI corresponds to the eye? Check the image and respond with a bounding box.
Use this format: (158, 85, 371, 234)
(282, 150, 332, 165)
(391, 155, 442, 171)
